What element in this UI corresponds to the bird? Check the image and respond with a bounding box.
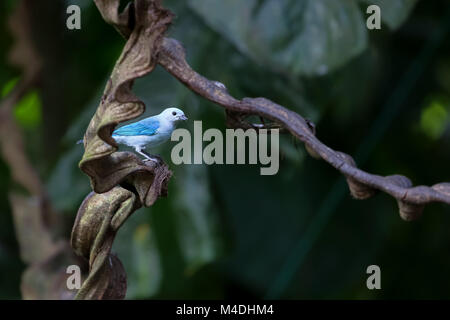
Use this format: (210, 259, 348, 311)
(111, 107, 188, 162)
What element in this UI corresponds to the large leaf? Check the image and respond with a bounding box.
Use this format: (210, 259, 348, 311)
(188, 0, 417, 76)
(171, 164, 221, 274)
(113, 213, 162, 299)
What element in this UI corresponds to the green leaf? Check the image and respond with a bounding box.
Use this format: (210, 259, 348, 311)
(114, 215, 163, 299)
(46, 146, 89, 212)
(1, 77, 19, 97)
(13, 90, 42, 129)
(1, 78, 42, 129)
(188, 0, 417, 76)
(171, 165, 222, 274)
(188, 0, 367, 76)
(420, 101, 449, 140)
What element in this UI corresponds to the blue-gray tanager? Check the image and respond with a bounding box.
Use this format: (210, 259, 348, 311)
(111, 107, 187, 162)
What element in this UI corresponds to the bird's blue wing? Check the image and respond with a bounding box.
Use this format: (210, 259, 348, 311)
(113, 118, 159, 136)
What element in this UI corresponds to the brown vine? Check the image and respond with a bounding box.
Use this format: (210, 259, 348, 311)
(73, 0, 450, 300)
(72, 0, 172, 299)
(156, 37, 450, 218)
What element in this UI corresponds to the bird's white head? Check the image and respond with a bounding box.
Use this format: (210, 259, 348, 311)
(160, 107, 188, 123)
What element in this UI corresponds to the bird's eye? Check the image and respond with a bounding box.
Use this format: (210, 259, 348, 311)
(172, 111, 177, 116)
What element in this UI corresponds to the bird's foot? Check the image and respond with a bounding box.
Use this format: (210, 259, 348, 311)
(143, 157, 160, 164)
(142, 153, 163, 164)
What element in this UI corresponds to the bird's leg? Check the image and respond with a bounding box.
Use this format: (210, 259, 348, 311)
(147, 151, 163, 163)
(142, 150, 163, 163)
(135, 147, 161, 163)
(135, 147, 155, 162)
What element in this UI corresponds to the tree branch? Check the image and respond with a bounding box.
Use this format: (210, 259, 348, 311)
(156, 38, 450, 221)
(72, 0, 173, 299)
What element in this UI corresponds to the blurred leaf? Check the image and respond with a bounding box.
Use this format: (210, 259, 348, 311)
(114, 214, 162, 299)
(47, 85, 102, 212)
(1, 77, 19, 97)
(188, 0, 367, 76)
(171, 165, 222, 274)
(47, 146, 89, 212)
(0, 78, 42, 129)
(188, 0, 416, 76)
(13, 90, 42, 129)
(132, 224, 162, 297)
(420, 100, 449, 140)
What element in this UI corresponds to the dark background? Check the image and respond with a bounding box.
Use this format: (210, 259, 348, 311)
(0, 0, 449, 299)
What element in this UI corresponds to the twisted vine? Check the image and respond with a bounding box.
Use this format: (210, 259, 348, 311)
(72, 0, 172, 299)
(73, 0, 450, 299)
(156, 38, 450, 220)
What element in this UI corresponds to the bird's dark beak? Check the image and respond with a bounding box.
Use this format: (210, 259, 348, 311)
(179, 114, 188, 121)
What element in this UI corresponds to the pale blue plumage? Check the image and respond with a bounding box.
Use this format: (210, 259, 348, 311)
(110, 107, 187, 162)
(112, 118, 160, 136)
